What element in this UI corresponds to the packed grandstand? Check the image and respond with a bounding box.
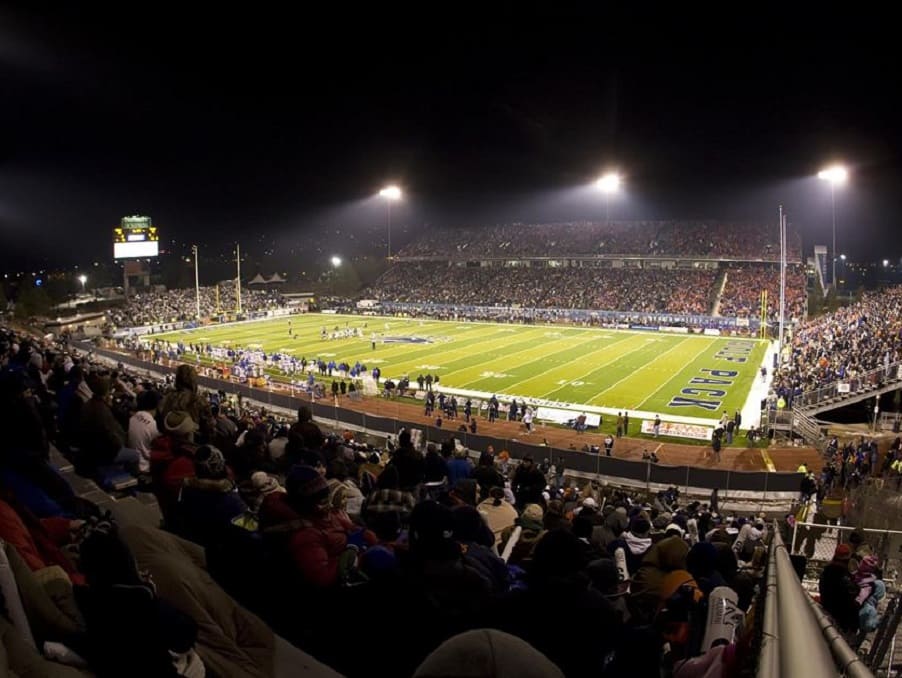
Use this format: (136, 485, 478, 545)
(4, 221, 899, 677)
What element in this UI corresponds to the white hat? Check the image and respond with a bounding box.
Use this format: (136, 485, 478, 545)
(665, 523, 685, 537)
(582, 497, 598, 509)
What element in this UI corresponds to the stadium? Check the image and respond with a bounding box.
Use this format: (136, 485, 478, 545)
(3, 12, 902, 678)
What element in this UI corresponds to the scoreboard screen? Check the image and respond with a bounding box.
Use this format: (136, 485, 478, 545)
(113, 222, 159, 259)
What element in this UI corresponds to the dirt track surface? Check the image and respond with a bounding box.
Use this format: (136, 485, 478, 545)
(326, 392, 820, 473)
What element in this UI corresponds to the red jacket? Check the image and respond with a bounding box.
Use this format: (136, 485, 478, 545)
(261, 494, 361, 588)
(149, 435, 197, 519)
(0, 499, 84, 585)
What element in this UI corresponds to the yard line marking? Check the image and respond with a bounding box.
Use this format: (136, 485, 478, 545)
(451, 335, 611, 385)
(588, 337, 695, 402)
(456, 334, 631, 390)
(530, 336, 651, 398)
(631, 339, 715, 411)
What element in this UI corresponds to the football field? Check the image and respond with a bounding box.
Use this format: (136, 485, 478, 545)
(153, 313, 767, 421)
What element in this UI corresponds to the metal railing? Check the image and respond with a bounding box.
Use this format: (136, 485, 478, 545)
(764, 408, 827, 447)
(790, 521, 902, 566)
(792, 361, 902, 412)
(759, 526, 874, 678)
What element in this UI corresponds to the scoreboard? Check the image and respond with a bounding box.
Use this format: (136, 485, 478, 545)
(113, 215, 159, 259)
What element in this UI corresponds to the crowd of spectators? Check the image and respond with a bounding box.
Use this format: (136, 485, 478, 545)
(371, 262, 807, 320)
(718, 264, 808, 322)
(771, 285, 902, 401)
(1, 324, 780, 676)
(372, 264, 719, 314)
(107, 286, 285, 329)
(396, 220, 802, 262)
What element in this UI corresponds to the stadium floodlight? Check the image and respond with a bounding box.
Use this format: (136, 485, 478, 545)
(594, 172, 621, 222)
(330, 256, 342, 296)
(77, 274, 87, 292)
(379, 186, 402, 201)
(379, 185, 403, 259)
(818, 164, 849, 290)
(595, 172, 621, 194)
(817, 166, 848, 185)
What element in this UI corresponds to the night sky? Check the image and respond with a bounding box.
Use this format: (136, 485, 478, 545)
(1, 6, 899, 273)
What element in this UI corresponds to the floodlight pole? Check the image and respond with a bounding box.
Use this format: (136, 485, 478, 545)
(830, 182, 837, 290)
(387, 200, 392, 260)
(235, 243, 242, 314)
(778, 206, 786, 364)
(192, 245, 200, 320)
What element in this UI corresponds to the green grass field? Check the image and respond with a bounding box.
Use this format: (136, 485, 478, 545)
(153, 313, 767, 422)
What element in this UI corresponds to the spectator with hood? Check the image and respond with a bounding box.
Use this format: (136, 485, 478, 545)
(609, 512, 653, 577)
(79, 373, 139, 474)
(159, 364, 213, 443)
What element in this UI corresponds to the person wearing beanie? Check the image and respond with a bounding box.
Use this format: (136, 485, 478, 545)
(854, 554, 880, 606)
(609, 513, 653, 575)
(413, 629, 564, 678)
(453, 505, 509, 593)
(473, 452, 504, 501)
(593, 507, 628, 551)
(449, 478, 478, 507)
(819, 543, 861, 635)
(477, 486, 519, 546)
(263, 464, 373, 588)
(543, 499, 571, 532)
(401, 501, 494, 666)
(496, 529, 620, 678)
(498, 503, 546, 566)
(149, 410, 200, 527)
(175, 445, 247, 548)
(512, 456, 546, 510)
(629, 535, 692, 624)
(362, 465, 418, 536)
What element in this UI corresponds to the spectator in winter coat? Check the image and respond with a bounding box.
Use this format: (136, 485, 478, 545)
(499, 503, 546, 566)
(159, 365, 213, 443)
(629, 535, 691, 624)
(80, 374, 139, 473)
(150, 411, 199, 527)
(512, 456, 546, 510)
(262, 464, 371, 589)
(608, 513, 653, 577)
(819, 544, 861, 636)
(477, 486, 519, 546)
(175, 445, 247, 548)
(447, 447, 474, 488)
(497, 529, 620, 678)
(473, 452, 504, 502)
